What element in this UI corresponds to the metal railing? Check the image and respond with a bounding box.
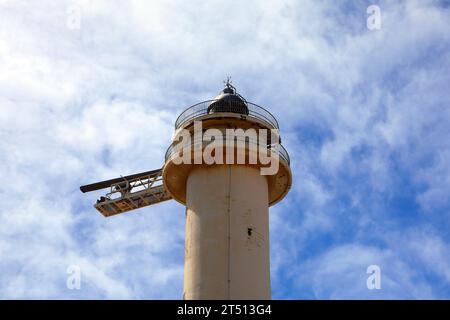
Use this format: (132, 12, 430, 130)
(93, 170, 172, 217)
(165, 137, 290, 165)
(175, 100, 279, 129)
(270, 143, 290, 165)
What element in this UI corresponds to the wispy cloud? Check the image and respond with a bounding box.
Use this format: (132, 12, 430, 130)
(1, 0, 449, 299)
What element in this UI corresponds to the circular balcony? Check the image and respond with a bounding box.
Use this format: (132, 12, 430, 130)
(163, 136, 292, 206)
(164, 137, 290, 165)
(175, 100, 279, 130)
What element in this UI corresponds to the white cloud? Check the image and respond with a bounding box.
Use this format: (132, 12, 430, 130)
(295, 244, 434, 299)
(1, 0, 450, 299)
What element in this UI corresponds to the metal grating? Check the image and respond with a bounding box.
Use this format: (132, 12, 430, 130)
(93, 169, 172, 217)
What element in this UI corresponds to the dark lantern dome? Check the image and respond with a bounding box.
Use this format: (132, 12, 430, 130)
(207, 81, 249, 115)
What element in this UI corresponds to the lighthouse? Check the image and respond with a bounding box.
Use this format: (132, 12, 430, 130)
(80, 81, 292, 299)
(163, 81, 291, 299)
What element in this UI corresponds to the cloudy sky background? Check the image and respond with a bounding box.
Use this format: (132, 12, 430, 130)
(1, 0, 449, 299)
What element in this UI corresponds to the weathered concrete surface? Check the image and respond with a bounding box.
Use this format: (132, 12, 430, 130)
(183, 165, 270, 299)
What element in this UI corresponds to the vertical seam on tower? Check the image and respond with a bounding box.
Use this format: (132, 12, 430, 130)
(227, 165, 231, 299)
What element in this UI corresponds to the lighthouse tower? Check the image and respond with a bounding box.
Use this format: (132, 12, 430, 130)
(80, 81, 292, 300)
(163, 82, 292, 299)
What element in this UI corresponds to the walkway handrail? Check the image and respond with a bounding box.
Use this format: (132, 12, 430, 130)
(175, 100, 279, 129)
(165, 137, 290, 165)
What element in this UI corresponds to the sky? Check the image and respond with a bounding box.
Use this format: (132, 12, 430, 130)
(0, 0, 449, 299)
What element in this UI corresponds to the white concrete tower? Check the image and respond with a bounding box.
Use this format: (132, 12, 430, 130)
(163, 82, 292, 299)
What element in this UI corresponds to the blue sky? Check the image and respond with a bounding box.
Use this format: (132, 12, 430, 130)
(0, 0, 450, 299)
